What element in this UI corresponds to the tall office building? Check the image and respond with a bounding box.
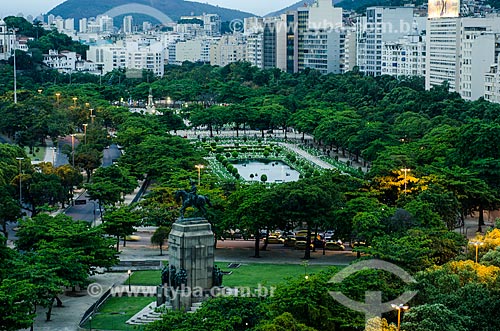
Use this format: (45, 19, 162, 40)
(297, 7, 309, 72)
(276, 12, 299, 73)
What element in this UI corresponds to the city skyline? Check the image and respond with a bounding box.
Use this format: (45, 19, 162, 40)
(0, 0, 301, 18)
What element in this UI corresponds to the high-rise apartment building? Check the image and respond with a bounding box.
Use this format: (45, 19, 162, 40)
(381, 24, 426, 78)
(357, 6, 415, 76)
(123, 16, 133, 34)
(302, 0, 344, 74)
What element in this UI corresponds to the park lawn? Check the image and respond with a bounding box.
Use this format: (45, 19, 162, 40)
(24, 146, 47, 162)
(221, 263, 333, 288)
(129, 270, 162, 286)
(127, 263, 335, 288)
(81, 296, 152, 331)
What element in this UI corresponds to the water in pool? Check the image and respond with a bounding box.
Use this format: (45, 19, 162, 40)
(232, 160, 300, 182)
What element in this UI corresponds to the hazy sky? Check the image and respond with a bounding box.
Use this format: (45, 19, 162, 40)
(1, 0, 301, 18)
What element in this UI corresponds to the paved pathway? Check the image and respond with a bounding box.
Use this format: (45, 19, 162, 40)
(280, 142, 335, 170)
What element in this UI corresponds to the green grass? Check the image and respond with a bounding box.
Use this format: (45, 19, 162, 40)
(220, 263, 331, 288)
(24, 146, 47, 162)
(129, 270, 162, 286)
(81, 296, 152, 330)
(127, 263, 333, 288)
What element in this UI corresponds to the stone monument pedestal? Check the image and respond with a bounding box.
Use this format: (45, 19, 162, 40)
(167, 217, 214, 311)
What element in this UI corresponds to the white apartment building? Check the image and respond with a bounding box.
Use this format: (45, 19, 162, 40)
(343, 27, 357, 72)
(357, 6, 415, 76)
(127, 42, 165, 77)
(426, 15, 500, 99)
(203, 14, 221, 37)
(459, 17, 500, 100)
(174, 38, 205, 65)
(425, 18, 460, 91)
(210, 34, 246, 67)
(246, 33, 264, 68)
(79, 18, 87, 33)
(484, 51, 500, 103)
(87, 42, 127, 74)
(381, 27, 426, 78)
(302, 0, 344, 74)
(87, 41, 164, 76)
(0, 19, 14, 61)
(43, 50, 78, 72)
(123, 16, 133, 34)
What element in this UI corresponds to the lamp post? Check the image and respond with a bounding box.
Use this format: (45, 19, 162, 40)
(391, 304, 409, 331)
(470, 240, 484, 263)
(51, 146, 57, 165)
(89, 316, 92, 331)
(71, 134, 75, 167)
(83, 124, 88, 144)
(37, 89, 43, 94)
(16, 157, 23, 206)
(127, 270, 132, 291)
(90, 109, 95, 124)
(10, 28, 17, 104)
(195, 164, 204, 186)
(400, 168, 411, 193)
(302, 260, 309, 280)
(72, 97, 78, 107)
(55, 92, 61, 105)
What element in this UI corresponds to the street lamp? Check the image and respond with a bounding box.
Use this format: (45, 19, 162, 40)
(71, 134, 75, 167)
(72, 97, 78, 107)
(90, 108, 95, 124)
(10, 28, 17, 104)
(55, 92, 61, 105)
(83, 124, 88, 144)
(16, 157, 23, 206)
(470, 240, 484, 263)
(302, 260, 309, 280)
(51, 146, 57, 165)
(128, 270, 132, 291)
(391, 304, 409, 331)
(195, 164, 204, 186)
(89, 315, 92, 331)
(37, 89, 43, 94)
(400, 168, 411, 193)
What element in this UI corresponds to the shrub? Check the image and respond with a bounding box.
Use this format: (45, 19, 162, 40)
(260, 174, 268, 182)
(231, 151, 239, 158)
(263, 151, 270, 158)
(210, 142, 217, 148)
(214, 136, 220, 142)
(202, 137, 207, 142)
(225, 152, 231, 158)
(222, 159, 229, 166)
(241, 146, 248, 153)
(216, 146, 224, 153)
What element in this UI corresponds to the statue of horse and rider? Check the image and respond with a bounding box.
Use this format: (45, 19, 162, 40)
(175, 179, 212, 220)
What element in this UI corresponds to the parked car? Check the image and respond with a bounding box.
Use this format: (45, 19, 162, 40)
(294, 236, 314, 250)
(325, 241, 345, 251)
(265, 236, 285, 244)
(283, 237, 296, 247)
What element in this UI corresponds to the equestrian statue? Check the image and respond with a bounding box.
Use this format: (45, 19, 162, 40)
(174, 179, 212, 220)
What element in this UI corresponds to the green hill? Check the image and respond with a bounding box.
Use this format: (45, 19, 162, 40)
(48, 0, 256, 23)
